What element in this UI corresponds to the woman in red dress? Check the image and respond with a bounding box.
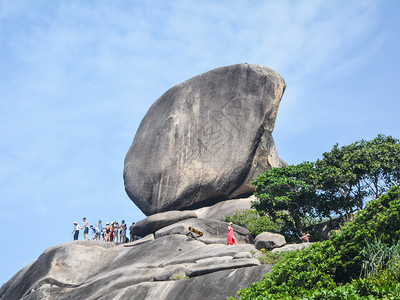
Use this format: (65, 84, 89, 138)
(227, 222, 236, 245)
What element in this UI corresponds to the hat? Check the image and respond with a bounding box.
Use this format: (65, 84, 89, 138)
(73, 221, 77, 224)
(106, 222, 109, 225)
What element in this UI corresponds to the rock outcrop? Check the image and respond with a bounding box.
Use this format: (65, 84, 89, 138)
(272, 242, 312, 253)
(154, 218, 254, 245)
(255, 232, 286, 250)
(132, 210, 198, 237)
(0, 232, 268, 300)
(124, 63, 286, 216)
(1, 64, 293, 300)
(193, 195, 255, 221)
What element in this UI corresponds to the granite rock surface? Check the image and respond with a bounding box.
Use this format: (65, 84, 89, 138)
(124, 63, 286, 216)
(0, 236, 266, 300)
(255, 232, 286, 250)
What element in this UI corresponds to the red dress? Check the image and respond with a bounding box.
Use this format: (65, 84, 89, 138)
(227, 227, 235, 245)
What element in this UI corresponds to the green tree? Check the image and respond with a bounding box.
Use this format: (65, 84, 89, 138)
(317, 134, 400, 206)
(315, 144, 366, 216)
(252, 162, 317, 237)
(251, 135, 400, 240)
(356, 134, 400, 198)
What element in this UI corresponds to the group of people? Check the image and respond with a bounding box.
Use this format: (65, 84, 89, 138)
(72, 218, 138, 243)
(73, 219, 310, 245)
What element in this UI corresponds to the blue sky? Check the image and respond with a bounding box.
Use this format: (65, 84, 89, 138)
(1, 0, 399, 284)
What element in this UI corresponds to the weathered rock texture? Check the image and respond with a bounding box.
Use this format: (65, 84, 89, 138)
(124, 63, 286, 216)
(193, 196, 254, 221)
(1, 198, 313, 300)
(0, 236, 269, 300)
(132, 210, 198, 237)
(272, 242, 312, 253)
(255, 232, 286, 250)
(154, 218, 254, 245)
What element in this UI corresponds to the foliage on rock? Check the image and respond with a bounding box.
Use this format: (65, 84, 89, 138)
(225, 209, 282, 238)
(256, 251, 288, 265)
(235, 184, 400, 299)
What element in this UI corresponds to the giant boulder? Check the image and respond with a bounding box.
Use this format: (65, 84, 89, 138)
(124, 63, 287, 215)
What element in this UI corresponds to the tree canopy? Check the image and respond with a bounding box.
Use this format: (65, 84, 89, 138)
(251, 134, 400, 237)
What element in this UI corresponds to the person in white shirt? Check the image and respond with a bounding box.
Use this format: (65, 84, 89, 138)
(71, 221, 81, 240)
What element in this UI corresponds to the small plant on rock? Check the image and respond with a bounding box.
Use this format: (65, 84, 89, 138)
(171, 273, 188, 281)
(257, 250, 288, 265)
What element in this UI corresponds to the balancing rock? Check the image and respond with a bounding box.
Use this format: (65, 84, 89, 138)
(124, 63, 286, 215)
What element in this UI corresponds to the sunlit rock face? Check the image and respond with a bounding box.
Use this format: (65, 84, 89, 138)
(1, 64, 289, 300)
(124, 63, 287, 216)
(0, 238, 271, 300)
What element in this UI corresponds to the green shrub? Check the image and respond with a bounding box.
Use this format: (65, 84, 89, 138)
(257, 251, 288, 265)
(361, 239, 400, 278)
(225, 209, 282, 237)
(235, 185, 400, 299)
(302, 262, 400, 299)
(329, 184, 400, 281)
(171, 273, 188, 280)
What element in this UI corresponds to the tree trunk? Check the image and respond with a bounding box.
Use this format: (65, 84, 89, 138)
(292, 212, 303, 236)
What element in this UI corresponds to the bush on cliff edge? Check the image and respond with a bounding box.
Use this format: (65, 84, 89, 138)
(232, 184, 400, 299)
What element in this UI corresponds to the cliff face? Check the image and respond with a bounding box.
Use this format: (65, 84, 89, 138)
(124, 63, 286, 216)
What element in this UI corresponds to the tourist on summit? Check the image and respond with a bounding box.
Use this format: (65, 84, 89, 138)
(95, 223, 101, 241)
(72, 221, 81, 241)
(98, 220, 103, 241)
(113, 221, 119, 243)
(82, 217, 89, 240)
(120, 220, 127, 243)
(102, 227, 107, 242)
(90, 225, 96, 240)
(109, 222, 115, 242)
(227, 222, 236, 245)
(129, 222, 136, 242)
(105, 222, 111, 242)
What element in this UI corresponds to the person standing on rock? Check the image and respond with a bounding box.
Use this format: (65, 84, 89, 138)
(105, 222, 111, 242)
(113, 221, 119, 242)
(120, 220, 127, 243)
(90, 225, 96, 240)
(95, 223, 101, 241)
(98, 220, 103, 241)
(129, 222, 136, 242)
(82, 217, 89, 240)
(109, 222, 115, 242)
(71, 221, 81, 241)
(227, 222, 236, 245)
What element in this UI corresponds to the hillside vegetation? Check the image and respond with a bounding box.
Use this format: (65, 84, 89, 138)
(228, 135, 400, 299)
(232, 184, 400, 299)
